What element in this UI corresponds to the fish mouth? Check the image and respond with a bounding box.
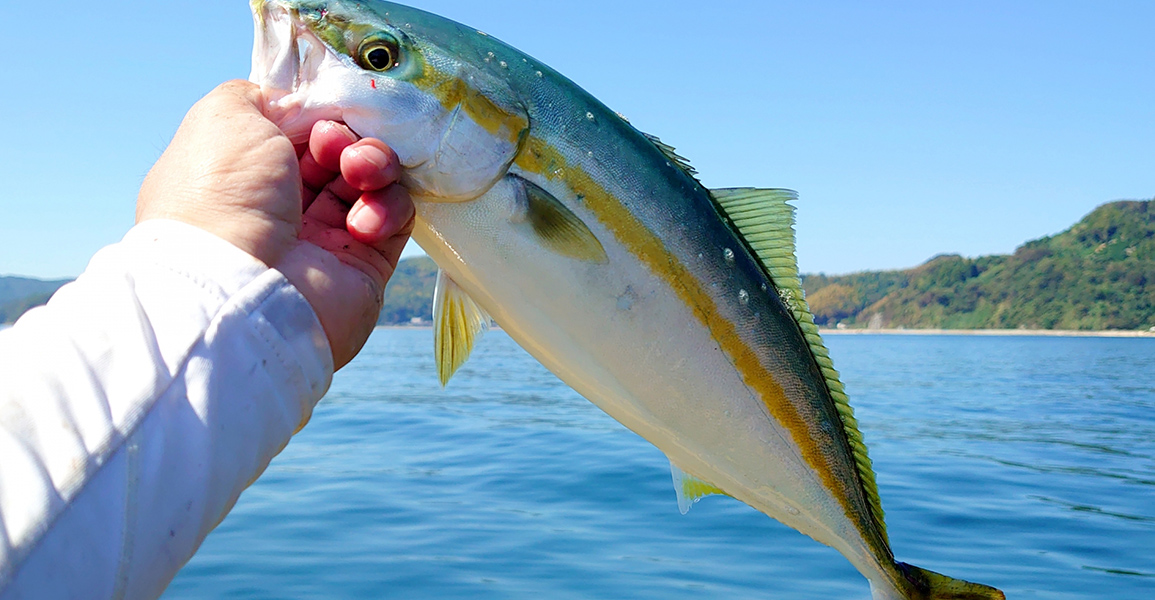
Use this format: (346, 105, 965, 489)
(249, 0, 339, 142)
(250, 1, 298, 94)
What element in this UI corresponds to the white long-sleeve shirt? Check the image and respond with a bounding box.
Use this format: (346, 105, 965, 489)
(0, 220, 334, 599)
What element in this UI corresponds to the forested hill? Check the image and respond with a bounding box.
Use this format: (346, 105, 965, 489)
(802, 200, 1155, 331)
(7, 200, 1152, 331)
(0, 277, 70, 324)
(0, 264, 441, 327)
(379, 201, 1154, 330)
(379, 256, 437, 325)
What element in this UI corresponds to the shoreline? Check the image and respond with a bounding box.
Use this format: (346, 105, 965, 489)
(374, 324, 1155, 338)
(818, 328, 1155, 338)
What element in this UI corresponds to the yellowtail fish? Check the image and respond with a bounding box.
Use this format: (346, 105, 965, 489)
(249, 2, 1005, 597)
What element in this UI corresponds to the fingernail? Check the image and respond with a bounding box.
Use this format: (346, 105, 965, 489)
(350, 202, 386, 236)
(349, 145, 388, 170)
(319, 120, 357, 142)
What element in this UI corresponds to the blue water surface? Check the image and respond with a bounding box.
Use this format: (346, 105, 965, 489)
(165, 330, 1155, 599)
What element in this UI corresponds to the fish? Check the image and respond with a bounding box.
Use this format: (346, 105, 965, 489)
(248, 2, 1005, 598)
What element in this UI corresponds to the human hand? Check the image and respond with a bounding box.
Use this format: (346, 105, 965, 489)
(137, 80, 414, 369)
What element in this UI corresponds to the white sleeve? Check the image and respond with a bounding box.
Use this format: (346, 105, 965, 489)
(0, 219, 334, 599)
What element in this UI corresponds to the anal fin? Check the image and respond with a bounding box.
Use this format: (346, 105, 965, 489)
(433, 269, 491, 386)
(669, 459, 728, 514)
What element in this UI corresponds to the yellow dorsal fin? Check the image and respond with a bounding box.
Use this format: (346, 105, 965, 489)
(669, 459, 729, 514)
(709, 187, 888, 544)
(433, 269, 491, 386)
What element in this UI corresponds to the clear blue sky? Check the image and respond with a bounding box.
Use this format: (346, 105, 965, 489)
(2, 0, 1151, 279)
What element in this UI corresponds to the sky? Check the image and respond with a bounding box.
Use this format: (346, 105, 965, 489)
(2, 0, 1152, 279)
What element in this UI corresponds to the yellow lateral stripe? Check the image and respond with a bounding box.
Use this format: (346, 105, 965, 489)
(414, 65, 528, 143)
(711, 188, 889, 544)
(513, 135, 880, 551)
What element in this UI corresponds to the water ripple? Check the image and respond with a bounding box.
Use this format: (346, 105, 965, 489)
(166, 331, 1155, 600)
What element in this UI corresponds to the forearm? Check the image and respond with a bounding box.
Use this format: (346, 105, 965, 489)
(0, 220, 333, 599)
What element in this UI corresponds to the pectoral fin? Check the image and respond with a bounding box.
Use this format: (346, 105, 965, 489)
(433, 269, 491, 386)
(669, 459, 729, 514)
(511, 175, 607, 263)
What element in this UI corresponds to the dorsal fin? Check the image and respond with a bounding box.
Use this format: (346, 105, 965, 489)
(433, 269, 491, 386)
(709, 187, 888, 544)
(642, 133, 698, 175)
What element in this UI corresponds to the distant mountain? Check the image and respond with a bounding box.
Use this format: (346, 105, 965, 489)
(379, 256, 438, 325)
(13, 200, 1148, 331)
(0, 260, 440, 327)
(0, 276, 70, 306)
(0, 276, 71, 324)
(802, 200, 1155, 331)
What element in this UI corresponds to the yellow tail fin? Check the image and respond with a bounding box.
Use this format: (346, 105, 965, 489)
(898, 563, 1005, 600)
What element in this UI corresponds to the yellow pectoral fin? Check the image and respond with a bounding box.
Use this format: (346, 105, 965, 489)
(669, 459, 730, 515)
(433, 269, 491, 386)
(513, 175, 607, 264)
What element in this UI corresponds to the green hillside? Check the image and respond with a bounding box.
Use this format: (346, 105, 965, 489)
(803, 200, 1155, 331)
(378, 256, 438, 325)
(0, 260, 439, 327)
(0, 276, 70, 306)
(6, 200, 1152, 331)
(0, 277, 70, 324)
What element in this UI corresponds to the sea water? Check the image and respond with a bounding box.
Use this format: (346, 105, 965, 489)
(165, 330, 1155, 599)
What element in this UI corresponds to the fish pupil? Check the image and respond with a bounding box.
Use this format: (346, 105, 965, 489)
(367, 47, 394, 70)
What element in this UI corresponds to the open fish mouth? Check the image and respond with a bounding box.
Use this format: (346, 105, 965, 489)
(250, 1, 299, 94)
(249, 0, 340, 142)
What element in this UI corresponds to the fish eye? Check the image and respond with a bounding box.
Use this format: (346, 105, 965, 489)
(358, 37, 400, 72)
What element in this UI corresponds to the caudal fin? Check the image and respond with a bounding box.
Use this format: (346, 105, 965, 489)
(896, 562, 1005, 600)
